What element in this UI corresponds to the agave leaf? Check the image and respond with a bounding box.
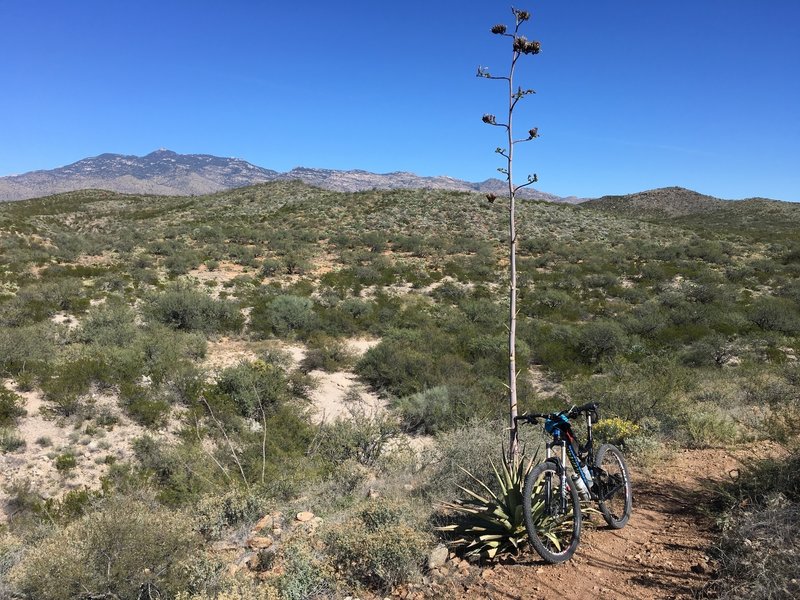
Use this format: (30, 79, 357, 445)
(458, 466, 501, 502)
(543, 531, 562, 551)
(456, 484, 492, 505)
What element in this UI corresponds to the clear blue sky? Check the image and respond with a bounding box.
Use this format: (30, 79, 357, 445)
(1, 0, 799, 201)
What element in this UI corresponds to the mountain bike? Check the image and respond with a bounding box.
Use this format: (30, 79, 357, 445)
(515, 402, 632, 563)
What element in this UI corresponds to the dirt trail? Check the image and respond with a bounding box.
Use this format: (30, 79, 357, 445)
(452, 445, 773, 600)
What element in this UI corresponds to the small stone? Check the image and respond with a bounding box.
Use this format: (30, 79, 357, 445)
(227, 563, 240, 576)
(427, 544, 449, 570)
(253, 514, 273, 532)
(247, 535, 274, 549)
(246, 553, 260, 570)
(296, 511, 314, 522)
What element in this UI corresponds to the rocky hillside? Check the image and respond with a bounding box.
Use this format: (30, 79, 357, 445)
(582, 186, 731, 217)
(0, 149, 576, 203)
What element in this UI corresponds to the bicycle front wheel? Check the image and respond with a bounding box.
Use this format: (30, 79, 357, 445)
(594, 443, 632, 529)
(522, 461, 581, 564)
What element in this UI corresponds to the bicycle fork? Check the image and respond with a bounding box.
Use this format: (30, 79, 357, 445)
(544, 437, 569, 514)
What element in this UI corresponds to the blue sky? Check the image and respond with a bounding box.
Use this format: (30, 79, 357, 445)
(1, 0, 798, 201)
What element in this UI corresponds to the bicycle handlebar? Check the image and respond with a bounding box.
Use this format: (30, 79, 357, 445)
(515, 402, 600, 426)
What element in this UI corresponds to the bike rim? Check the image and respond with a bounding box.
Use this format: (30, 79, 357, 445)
(598, 451, 628, 521)
(528, 470, 577, 555)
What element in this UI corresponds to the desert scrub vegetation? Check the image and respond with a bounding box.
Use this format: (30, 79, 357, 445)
(0, 156, 799, 596)
(709, 450, 800, 600)
(9, 495, 199, 600)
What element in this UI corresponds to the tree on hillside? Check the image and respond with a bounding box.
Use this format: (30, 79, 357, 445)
(478, 7, 542, 461)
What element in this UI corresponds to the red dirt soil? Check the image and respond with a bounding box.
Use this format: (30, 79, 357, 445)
(430, 445, 778, 600)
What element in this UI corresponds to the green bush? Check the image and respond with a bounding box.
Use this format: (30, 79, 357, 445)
(0, 386, 25, 427)
(577, 320, 628, 363)
(76, 299, 137, 347)
(748, 296, 800, 334)
(314, 402, 399, 468)
(392, 385, 497, 434)
(0, 428, 26, 453)
(356, 330, 435, 397)
(147, 281, 243, 333)
(300, 335, 355, 372)
(120, 383, 171, 428)
(682, 408, 738, 448)
(0, 322, 58, 377)
(194, 489, 269, 541)
(55, 452, 78, 472)
(325, 500, 432, 590)
(9, 495, 199, 600)
(41, 356, 110, 416)
(251, 294, 317, 338)
(277, 540, 335, 600)
(212, 359, 291, 419)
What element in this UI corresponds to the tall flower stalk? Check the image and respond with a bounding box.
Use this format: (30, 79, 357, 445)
(478, 7, 541, 462)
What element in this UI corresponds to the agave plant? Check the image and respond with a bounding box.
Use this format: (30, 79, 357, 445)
(436, 454, 533, 559)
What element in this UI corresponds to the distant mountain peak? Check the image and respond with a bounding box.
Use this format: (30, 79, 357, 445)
(0, 151, 576, 203)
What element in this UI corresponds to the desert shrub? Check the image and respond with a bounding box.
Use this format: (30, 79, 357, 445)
(0, 428, 25, 453)
(748, 296, 800, 334)
(194, 489, 269, 541)
(623, 433, 666, 466)
(430, 280, 467, 304)
(459, 298, 505, 328)
(55, 452, 78, 472)
(622, 302, 667, 338)
(212, 359, 291, 419)
(300, 335, 355, 372)
(679, 335, 733, 367)
(392, 385, 495, 435)
(313, 402, 399, 468)
(417, 419, 544, 501)
(9, 495, 199, 600)
(0, 386, 25, 426)
(712, 452, 800, 600)
(276, 540, 335, 600)
(259, 257, 284, 277)
(577, 320, 628, 363)
(325, 500, 432, 590)
(716, 503, 800, 600)
(0, 279, 86, 326)
(251, 294, 317, 339)
(466, 334, 531, 377)
(592, 417, 642, 446)
(147, 281, 243, 333)
(355, 330, 436, 397)
(176, 582, 279, 600)
(681, 408, 738, 448)
(76, 298, 137, 346)
(164, 250, 201, 276)
(41, 355, 111, 416)
(523, 288, 581, 320)
(523, 322, 584, 378)
(120, 383, 171, 428)
(0, 322, 59, 377)
(567, 358, 691, 429)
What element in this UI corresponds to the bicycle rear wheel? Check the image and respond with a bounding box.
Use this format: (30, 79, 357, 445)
(522, 461, 581, 564)
(594, 443, 632, 529)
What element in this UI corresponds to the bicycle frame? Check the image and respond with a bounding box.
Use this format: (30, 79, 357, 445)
(545, 411, 598, 501)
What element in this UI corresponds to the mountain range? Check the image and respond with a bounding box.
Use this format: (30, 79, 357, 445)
(0, 149, 579, 203)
